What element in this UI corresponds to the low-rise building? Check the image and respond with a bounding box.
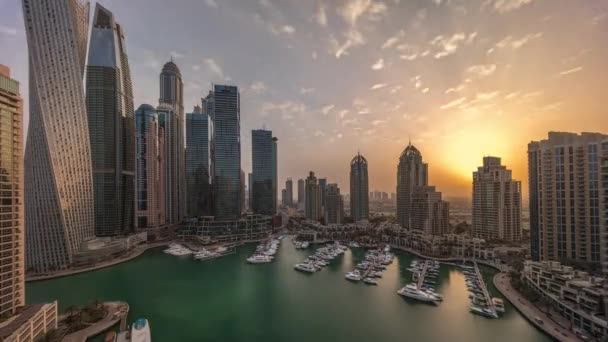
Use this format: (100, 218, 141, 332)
(0, 302, 58, 342)
(523, 261, 608, 338)
(179, 215, 274, 243)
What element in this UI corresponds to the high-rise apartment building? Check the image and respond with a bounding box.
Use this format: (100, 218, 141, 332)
(159, 61, 185, 223)
(284, 178, 293, 207)
(397, 143, 428, 228)
(135, 104, 165, 228)
(472, 157, 522, 242)
(528, 132, 608, 268)
(23, 0, 95, 273)
(210, 85, 241, 219)
(186, 107, 212, 218)
(325, 184, 344, 224)
(305, 172, 322, 221)
(0, 65, 24, 316)
(318, 178, 327, 213)
(251, 130, 277, 216)
(411, 186, 449, 235)
(86, 4, 135, 237)
(298, 178, 305, 210)
(350, 153, 369, 221)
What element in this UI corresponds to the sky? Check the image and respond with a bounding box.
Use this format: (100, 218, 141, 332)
(1, 0, 607, 198)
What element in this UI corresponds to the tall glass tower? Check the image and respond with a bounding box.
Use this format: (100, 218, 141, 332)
(211, 85, 241, 220)
(251, 129, 277, 216)
(186, 107, 212, 218)
(350, 153, 369, 221)
(86, 4, 135, 236)
(396, 143, 428, 228)
(23, 0, 95, 273)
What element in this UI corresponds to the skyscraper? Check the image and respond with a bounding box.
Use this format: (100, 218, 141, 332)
(350, 153, 369, 221)
(157, 104, 181, 224)
(397, 143, 428, 228)
(410, 186, 449, 235)
(319, 178, 327, 213)
(528, 132, 608, 266)
(251, 129, 277, 216)
(325, 183, 344, 224)
(186, 106, 212, 218)
(298, 178, 305, 210)
(210, 85, 241, 219)
(305, 172, 322, 221)
(159, 61, 185, 223)
(86, 4, 135, 237)
(285, 178, 293, 207)
(472, 157, 522, 242)
(135, 104, 165, 228)
(23, 0, 95, 273)
(0, 65, 24, 316)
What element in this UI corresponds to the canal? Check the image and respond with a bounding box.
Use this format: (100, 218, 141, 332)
(27, 238, 551, 341)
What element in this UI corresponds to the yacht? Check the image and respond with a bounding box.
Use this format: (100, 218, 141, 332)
(301, 241, 310, 248)
(194, 249, 219, 260)
(363, 277, 378, 285)
(397, 286, 439, 305)
(247, 254, 273, 264)
(294, 263, 317, 273)
(469, 306, 498, 318)
(163, 245, 192, 256)
(131, 318, 151, 342)
(345, 271, 362, 282)
(348, 241, 360, 248)
(492, 298, 505, 313)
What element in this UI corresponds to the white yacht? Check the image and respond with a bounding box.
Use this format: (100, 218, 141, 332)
(294, 263, 317, 273)
(345, 271, 362, 282)
(163, 244, 192, 256)
(397, 286, 439, 305)
(363, 277, 378, 285)
(131, 318, 151, 342)
(492, 298, 505, 313)
(301, 241, 310, 248)
(247, 254, 273, 264)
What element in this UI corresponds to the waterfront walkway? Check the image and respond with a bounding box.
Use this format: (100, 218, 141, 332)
(493, 273, 581, 342)
(63, 302, 129, 342)
(26, 241, 170, 282)
(474, 261, 497, 317)
(416, 260, 430, 289)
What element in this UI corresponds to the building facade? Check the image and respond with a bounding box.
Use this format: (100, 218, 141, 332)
(251, 130, 277, 216)
(528, 132, 608, 271)
(410, 186, 449, 235)
(298, 178, 305, 210)
(397, 143, 428, 228)
(284, 178, 293, 207)
(86, 4, 135, 237)
(186, 107, 212, 218)
(318, 178, 327, 214)
(211, 85, 241, 219)
(0, 66, 24, 316)
(23, 0, 95, 273)
(350, 153, 369, 221)
(472, 156, 522, 242)
(305, 172, 322, 221)
(135, 104, 165, 228)
(325, 183, 344, 224)
(159, 61, 185, 223)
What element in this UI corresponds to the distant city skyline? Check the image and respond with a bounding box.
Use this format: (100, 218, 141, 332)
(2, 0, 607, 197)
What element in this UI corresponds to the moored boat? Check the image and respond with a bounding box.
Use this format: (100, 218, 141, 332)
(131, 318, 151, 342)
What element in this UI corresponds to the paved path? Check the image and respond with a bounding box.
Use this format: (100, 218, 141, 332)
(493, 273, 581, 342)
(26, 242, 170, 282)
(63, 302, 129, 342)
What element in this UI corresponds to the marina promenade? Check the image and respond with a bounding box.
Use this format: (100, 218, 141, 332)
(62, 302, 129, 342)
(416, 260, 430, 289)
(474, 261, 497, 317)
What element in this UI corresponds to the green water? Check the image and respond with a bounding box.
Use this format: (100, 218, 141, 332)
(27, 238, 551, 342)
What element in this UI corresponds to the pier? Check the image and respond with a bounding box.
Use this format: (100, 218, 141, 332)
(474, 261, 497, 318)
(416, 260, 430, 289)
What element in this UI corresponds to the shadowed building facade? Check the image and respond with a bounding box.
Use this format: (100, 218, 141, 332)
(325, 183, 344, 224)
(23, 0, 95, 273)
(350, 153, 369, 222)
(528, 132, 608, 270)
(86, 4, 135, 237)
(186, 106, 212, 218)
(0, 65, 24, 316)
(305, 172, 321, 221)
(397, 143, 428, 229)
(251, 129, 277, 216)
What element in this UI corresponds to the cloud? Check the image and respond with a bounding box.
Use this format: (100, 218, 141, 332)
(372, 119, 388, 126)
(467, 64, 497, 77)
(371, 58, 384, 70)
(321, 104, 335, 115)
(485, 0, 533, 13)
(504, 91, 520, 100)
(557, 66, 583, 77)
(204, 58, 224, 78)
(314, 130, 325, 137)
(381, 30, 405, 49)
(205, 0, 218, 8)
(494, 32, 542, 50)
(400, 53, 418, 61)
(440, 97, 467, 110)
(476, 91, 500, 101)
(250, 81, 267, 94)
(331, 0, 388, 58)
(430, 33, 467, 59)
(300, 87, 316, 94)
(370, 83, 388, 90)
(261, 101, 306, 120)
(316, 3, 328, 27)
(281, 25, 296, 35)
(0, 26, 17, 36)
(390, 85, 402, 94)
